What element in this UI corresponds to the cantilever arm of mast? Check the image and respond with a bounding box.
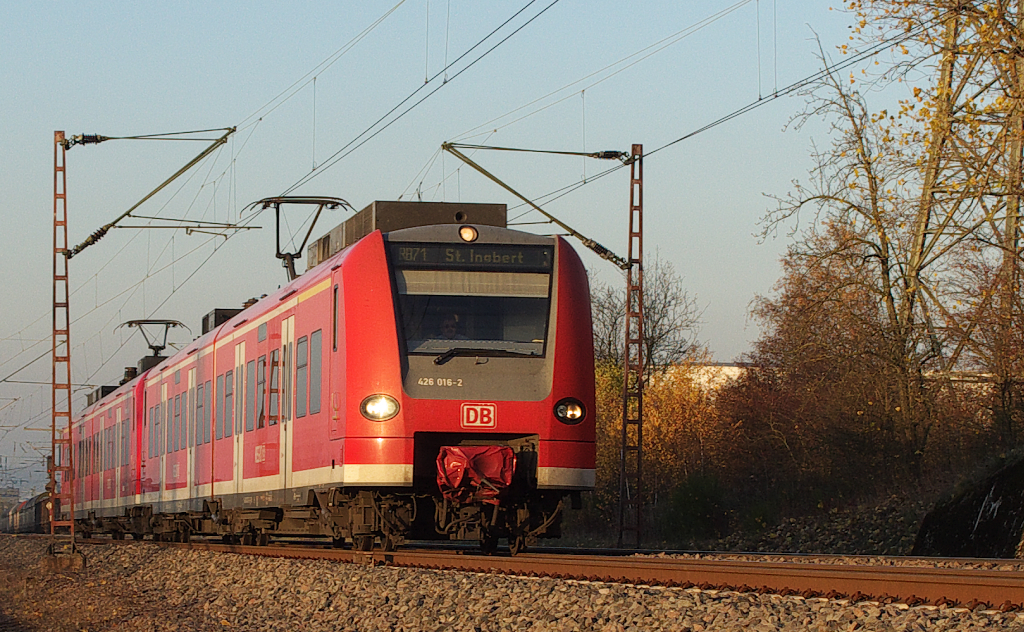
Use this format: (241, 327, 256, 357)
(66, 127, 236, 259)
(116, 215, 260, 237)
(441, 142, 630, 270)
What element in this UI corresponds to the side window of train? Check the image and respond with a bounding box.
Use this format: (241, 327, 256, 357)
(282, 341, 291, 421)
(195, 383, 205, 446)
(235, 368, 243, 435)
(154, 403, 161, 457)
(165, 399, 172, 456)
(204, 380, 212, 443)
(310, 330, 322, 415)
(333, 285, 338, 351)
(174, 395, 181, 452)
(190, 383, 197, 448)
(224, 370, 234, 438)
(183, 388, 191, 449)
(296, 336, 308, 419)
(216, 374, 225, 440)
(269, 349, 279, 426)
(246, 360, 256, 432)
(257, 356, 266, 429)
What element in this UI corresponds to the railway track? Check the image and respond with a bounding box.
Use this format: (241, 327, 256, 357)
(65, 536, 1024, 611)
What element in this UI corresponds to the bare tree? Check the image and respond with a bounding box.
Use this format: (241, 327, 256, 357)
(590, 254, 703, 374)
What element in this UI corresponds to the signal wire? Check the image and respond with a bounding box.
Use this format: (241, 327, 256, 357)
(237, 0, 409, 130)
(452, 0, 755, 143)
(507, 13, 941, 225)
(281, 0, 561, 195)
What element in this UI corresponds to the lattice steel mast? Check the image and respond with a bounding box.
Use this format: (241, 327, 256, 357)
(617, 144, 644, 548)
(49, 131, 75, 545)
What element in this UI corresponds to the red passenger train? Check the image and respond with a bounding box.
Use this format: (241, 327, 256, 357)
(67, 201, 596, 552)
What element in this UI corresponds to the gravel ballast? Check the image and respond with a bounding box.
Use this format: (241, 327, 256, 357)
(1, 537, 1022, 631)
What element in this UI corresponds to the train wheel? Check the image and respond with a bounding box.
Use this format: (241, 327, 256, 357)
(256, 533, 270, 547)
(241, 533, 255, 546)
(354, 535, 374, 551)
(382, 534, 399, 552)
(331, 536, 347, 549)
(509, 535, 527, 556)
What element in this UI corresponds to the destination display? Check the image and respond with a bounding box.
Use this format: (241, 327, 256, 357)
(389, 242, 552, 271)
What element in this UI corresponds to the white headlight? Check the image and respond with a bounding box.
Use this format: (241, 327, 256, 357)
(554, 398, 586, 425)
(360, 394, 400, 421)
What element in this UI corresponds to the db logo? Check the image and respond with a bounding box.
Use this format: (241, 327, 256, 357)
(461, 403, 497, 429)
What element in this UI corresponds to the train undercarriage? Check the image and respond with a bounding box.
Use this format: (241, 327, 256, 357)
(76, 488, 575, 554)
(76, 445, 579, 554)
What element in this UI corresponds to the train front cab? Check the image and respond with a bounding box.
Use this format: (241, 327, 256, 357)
(339, 223, 596, 547)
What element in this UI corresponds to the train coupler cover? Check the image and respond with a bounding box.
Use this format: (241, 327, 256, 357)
(436, 446, 516, 505)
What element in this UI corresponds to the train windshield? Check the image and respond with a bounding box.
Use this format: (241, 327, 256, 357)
(393, 269, 551, 356)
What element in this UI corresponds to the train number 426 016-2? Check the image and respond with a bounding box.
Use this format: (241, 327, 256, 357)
(418, 377, 463, 387)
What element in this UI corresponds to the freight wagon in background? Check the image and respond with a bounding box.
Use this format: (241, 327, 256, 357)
(0, 493, 54, 534)
(63, 200, 596, 553)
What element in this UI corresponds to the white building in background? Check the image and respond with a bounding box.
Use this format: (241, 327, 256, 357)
(652, 362, 748, 392)
(691, 363, 747, 391)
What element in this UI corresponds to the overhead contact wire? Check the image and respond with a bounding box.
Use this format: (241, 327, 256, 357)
(282, 0, 558, 195)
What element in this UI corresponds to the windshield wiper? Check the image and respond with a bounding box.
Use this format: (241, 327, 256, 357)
(433, 347, 540, 366)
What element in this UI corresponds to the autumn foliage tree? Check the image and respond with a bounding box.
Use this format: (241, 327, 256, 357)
(574, 1, 1024, 544)
(732, 0, 1024, 511)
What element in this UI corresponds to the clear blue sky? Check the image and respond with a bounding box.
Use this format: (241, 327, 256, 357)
(0, 1, 860, 494)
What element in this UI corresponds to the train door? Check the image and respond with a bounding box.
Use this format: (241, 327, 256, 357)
(280, 316, 294, 491)
(329, 280, 344, 441)
(97, 418, 104, 507)
(140, 390, 148, 496)
(233, 341, 245, 495)
(160, 383, 167, 495)
(253, 321, 280, 481)
(187, 368, 196, 498)
(115, 407, 122, 502)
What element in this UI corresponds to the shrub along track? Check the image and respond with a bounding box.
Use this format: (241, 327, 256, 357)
(66, 537, 1024, 611)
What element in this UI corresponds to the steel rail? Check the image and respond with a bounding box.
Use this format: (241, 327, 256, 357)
(147, 540, 1024, 611)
